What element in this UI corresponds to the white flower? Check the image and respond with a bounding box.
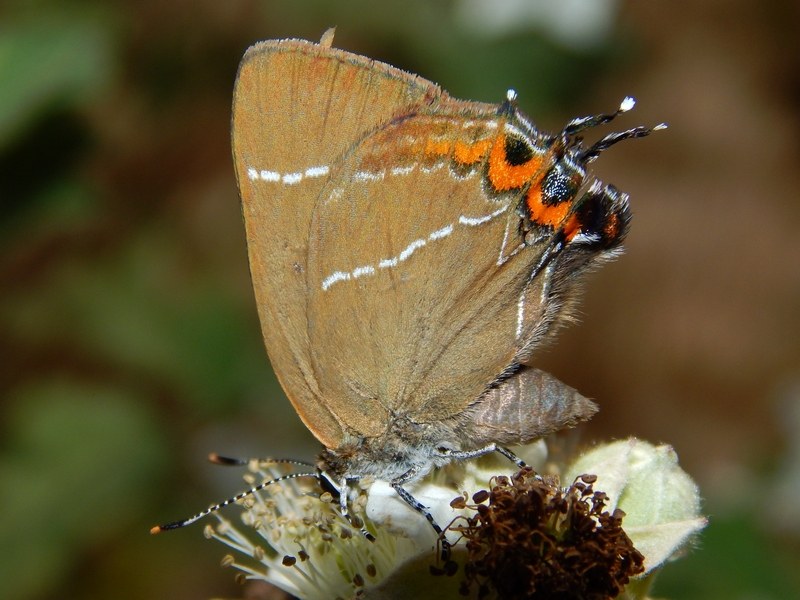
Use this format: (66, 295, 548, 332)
(206, 438, 703, 599)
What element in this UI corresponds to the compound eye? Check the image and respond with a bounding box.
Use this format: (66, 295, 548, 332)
(541, 164, 578, 206)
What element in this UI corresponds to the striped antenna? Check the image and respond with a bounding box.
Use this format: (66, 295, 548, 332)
(579, 123, 667, 163)
(150, 460, 376, 544)
(150, 471, 319, 534)
(207, 452, 315, 468)
(563, 96, 637, 136)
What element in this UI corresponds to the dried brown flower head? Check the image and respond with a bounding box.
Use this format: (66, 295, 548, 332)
(455, 467, 644, 599)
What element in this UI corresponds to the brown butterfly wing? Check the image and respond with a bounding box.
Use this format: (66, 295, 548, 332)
(304, 108, 559, 435)
(232, 37, 444, 448)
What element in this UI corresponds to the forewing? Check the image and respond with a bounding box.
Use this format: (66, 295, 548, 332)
(232, 37, 443, 447)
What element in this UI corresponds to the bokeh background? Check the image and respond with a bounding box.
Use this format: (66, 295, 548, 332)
(2, 1, 799, 598)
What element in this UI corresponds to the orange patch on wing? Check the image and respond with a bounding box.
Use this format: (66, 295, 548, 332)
(604, 213, 620, 240)
(424, 139, 451, 157)
(453, 139, 491, 164)
(526, 186, 577, 236)
(562, 215, 581, 241)
(487, 134, 545, 191)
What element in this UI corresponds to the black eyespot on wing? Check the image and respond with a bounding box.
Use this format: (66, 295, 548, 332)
(504, 135, 534, 166)
(574, 192, 605, 233)
(541, 165, 578, 206)
(574, 183, 631, 249)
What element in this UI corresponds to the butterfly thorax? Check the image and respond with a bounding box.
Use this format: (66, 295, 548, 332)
(317, 416, 460, 482)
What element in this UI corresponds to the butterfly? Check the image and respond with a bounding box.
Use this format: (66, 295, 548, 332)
(153, 30, 662, 560)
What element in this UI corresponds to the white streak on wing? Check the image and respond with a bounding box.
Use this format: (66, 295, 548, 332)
(520, 261, 555, 340)
(459, 214, 491, 226)
(539, 262, 555, 314)
(322, 196, 515, 291)
(570, 232, 600, 245)
(497, 217, 512, 266)
(503, 123, 528, 138)
(352, 265, 375, 278)
(390, 165, 415, 176)
(305, 165, 329, 178)
(429, 224, 453, 241)
(421, 163, 444, 174)
(321, 271, 351, 291)
(516, 288, 526, 339)
(247, 165, 329, 183)
(282, 172, 303, 184)
(459, 206, 507, 227)
(497, 216, 525, 266)
(503, 124, 545, 155)
(399, 238, 426, 262)
(354, 170, 385, 182)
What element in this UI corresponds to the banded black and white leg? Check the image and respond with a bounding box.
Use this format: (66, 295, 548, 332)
(437, 443, 527, 468)
(317, 472, 376, 543)
(391, 444, 528, 561)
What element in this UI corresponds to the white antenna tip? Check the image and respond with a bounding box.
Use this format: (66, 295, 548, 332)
(619, 96, 636, 112)
(653, 122, 668, 131)
(506, 89, 518, 102)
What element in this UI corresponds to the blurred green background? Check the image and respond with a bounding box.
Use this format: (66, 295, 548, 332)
(2, 1, 799, 598)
